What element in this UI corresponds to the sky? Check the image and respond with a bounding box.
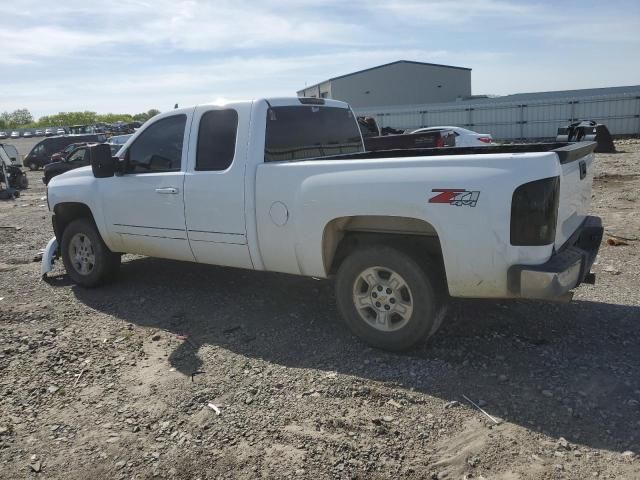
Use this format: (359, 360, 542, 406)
(1, 0, 639, 118)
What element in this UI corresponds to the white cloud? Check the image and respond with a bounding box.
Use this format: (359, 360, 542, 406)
(0, 0, 366, 65)
(374, 0, 539, 24)
(0, 0, 638, 117)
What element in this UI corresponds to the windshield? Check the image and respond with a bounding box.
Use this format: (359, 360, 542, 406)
(264, 106, 363, 162)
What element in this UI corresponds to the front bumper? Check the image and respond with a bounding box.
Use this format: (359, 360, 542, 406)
(41, 237, 59, 276)
(508, 216, 603, 300)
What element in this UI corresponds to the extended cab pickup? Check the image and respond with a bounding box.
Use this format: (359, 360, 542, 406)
(43, 97, 603, 351)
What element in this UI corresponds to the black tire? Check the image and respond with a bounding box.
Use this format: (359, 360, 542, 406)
(335, 245, 446, 352)
(18, 174, 28, 189)
(61, 218, 120, 287)
(28, 162, 38, 171)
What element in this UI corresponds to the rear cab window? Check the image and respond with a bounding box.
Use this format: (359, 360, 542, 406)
(265, 105, 363, 162)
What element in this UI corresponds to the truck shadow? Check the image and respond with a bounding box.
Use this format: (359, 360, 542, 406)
(68, 256, 640, 454)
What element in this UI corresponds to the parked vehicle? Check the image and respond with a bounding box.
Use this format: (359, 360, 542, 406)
(358, 116, 455, 150)
(23, 134, 106, 170)
(106, 134, 132, 155)
(43, 97, 602, 352)
(68, 125, 106, 135)
(0, 145, 28, 189)
(411, 126, 493, 147)
(49, 142, 90, 163)
(1, 144, 20, 164)
(43, 144, 93, 185)
(35, 129, 44, 136)
(22, 131, 32, 138)
(108, 122, 139, 135)
(0, 132, 7, 139)
(556, 120, 615, 153)
(10, 131, 19, 138)
(45, 128, 55, 136)
(56, 128, 66, 135)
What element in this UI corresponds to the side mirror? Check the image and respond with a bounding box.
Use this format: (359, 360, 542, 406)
(90, 144, 117, 178)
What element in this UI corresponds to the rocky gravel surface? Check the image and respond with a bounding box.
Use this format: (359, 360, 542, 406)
(1, 140, 639, 479)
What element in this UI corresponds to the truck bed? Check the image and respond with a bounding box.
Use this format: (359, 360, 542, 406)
(317, 141, 597, 164)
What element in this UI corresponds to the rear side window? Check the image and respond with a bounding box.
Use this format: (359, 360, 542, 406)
(126, 115, 186, 173)
(265, 106, 363, 162)
(32, 142, 45, 155)
(196, 109, 238, 171)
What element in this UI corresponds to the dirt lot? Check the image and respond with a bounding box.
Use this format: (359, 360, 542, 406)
(1, 141, 639, 479)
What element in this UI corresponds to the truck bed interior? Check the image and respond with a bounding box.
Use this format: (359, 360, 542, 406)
(320, 141, 597, 164)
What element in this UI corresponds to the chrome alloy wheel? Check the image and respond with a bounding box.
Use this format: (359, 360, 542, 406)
(68, 233, 96, 275)
(352, 266, 414, 332)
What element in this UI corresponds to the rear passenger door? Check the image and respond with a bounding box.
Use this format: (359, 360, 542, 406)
(183, 104, 253, 269)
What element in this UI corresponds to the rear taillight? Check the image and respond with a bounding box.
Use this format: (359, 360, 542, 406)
(435, 136, 444, 148)
(478, 137, 491, 143)
(510, 176, 560, 246)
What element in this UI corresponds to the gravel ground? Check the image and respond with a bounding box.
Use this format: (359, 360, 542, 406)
(1, 140, 639, 479)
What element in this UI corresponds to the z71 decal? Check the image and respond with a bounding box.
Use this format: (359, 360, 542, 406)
(429, 189, 480, 207)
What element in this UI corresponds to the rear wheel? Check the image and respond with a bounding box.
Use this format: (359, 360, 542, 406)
(61, 218, 120, 287)
(28, 162, 38, 171)
(335, 245, 446, 351)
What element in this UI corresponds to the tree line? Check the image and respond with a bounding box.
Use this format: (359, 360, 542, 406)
(0, 108, 161, 130)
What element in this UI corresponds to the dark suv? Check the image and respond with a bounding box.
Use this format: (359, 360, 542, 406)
(23, 134, 106, 170)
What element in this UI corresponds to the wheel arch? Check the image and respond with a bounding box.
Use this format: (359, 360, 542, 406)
(52, 202, 97, 242)
(322, 215, 447, 291)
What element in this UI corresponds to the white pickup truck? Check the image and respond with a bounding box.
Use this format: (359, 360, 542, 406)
(43, 97, 603, 351)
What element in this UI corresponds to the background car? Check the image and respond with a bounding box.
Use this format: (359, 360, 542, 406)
(22, 131, 32, 138)
(0, 145, 28, 189)
(56, 127, 66, 135)
(43, 144, 93, 185)
(45, 128, 54, 136)
(23, 134, 104, 170)
(107, 134, 132, 155)
(10, 131, 19, 138)
(35, 129, 44, 136)
(411, 126, 493, 147)
(49, 142, 89, 162)
(0, 132, 7, 139)
(0, 144, 20, 164)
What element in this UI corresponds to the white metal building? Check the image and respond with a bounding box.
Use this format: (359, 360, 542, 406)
(297, 60, 472, 109)
(354, 85, 640, 139)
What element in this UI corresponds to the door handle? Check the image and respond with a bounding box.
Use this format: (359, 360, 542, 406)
(155, 187, 178, 194)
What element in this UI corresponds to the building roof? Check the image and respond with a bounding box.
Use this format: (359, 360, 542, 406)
(354, 84, 640, 113)
(298, 60, 472, 94)
(486, 84, 640, 102)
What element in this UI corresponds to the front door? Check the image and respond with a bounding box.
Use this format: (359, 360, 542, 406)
(183, 104, 253, 269)
(101, 113, 194, 262)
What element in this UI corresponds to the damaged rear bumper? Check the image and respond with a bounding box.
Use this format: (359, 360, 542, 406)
(508, 216, 603, 300)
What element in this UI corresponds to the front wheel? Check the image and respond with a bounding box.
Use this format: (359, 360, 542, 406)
(335, 245, 446, 351)
(61, 218, 120, 287)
